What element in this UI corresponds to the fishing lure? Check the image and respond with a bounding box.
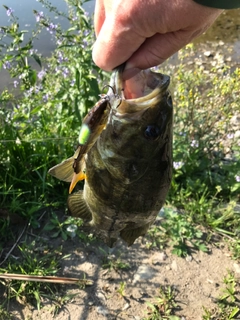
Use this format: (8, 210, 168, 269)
(49, 86, 121, 194)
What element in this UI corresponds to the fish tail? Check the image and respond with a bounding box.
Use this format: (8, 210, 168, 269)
(67, 191, 92, 221)
(120, 225, 150, 246)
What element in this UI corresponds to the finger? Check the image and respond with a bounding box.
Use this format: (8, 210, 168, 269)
(94, 0, 105, 36)
(92, 17, 146, 71)
(126, 30, 198, 70)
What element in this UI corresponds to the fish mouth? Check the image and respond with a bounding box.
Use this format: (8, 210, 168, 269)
(108, 63, 170, 114)
(110, 63, 170, 101)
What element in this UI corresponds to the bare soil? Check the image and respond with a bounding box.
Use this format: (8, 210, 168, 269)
(5, 227, 240, 320)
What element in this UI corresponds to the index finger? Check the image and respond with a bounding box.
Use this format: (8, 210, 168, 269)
(92, 17, 145, 71)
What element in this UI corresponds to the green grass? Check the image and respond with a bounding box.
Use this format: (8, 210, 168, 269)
(0, 241, 64, 309)
(143, 273, 240, 320)
(0, 0, 103, 314)
(146, 207, 208, 257)
(100, 248, 131, 272)
(146, 48, 240, 257)
(143, 285, 180, 320)
(202, 271, 240, 319)
(0, 306, 12, 320)
(0, 0, 239, 317)
(0, 0, 105, 235)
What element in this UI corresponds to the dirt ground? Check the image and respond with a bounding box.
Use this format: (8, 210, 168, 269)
(5, 227, 240, 320)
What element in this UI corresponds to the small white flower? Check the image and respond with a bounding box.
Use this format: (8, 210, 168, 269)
(173, 161, 184, 170)
(227, 133, 234, 139)
(191, 140, 199, 148)
(66, 224, 78, 238)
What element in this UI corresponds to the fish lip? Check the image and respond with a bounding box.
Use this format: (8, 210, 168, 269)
(112, 64, 170, 102)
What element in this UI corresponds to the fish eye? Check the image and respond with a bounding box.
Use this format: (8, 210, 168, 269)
(144, 125, 160, 140)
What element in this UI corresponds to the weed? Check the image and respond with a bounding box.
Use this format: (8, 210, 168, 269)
(1, 1, 239, 251)
(0, 305, 12, 320)
(164, 52, 240, 238)
(43, 211, 94, 242)
(147, 207, 208, 257)
(117, 281, 126, 297)
(0, 0, 105, 313)
(100, 249, 130, 272)
(49, 292, 79, 317)
(202, 271, 240, 319)
(221, 272, 239, 304)
(0, 0, 105, 235)
(143, 285, 180, 320)
(228, 239, 240, 260)
(102, 255, 130, 272)
(0, 241, 64, 309)
(146, 55, 240, 255)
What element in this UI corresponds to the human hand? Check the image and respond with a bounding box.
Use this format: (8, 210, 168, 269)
(92, 0, 223, 71)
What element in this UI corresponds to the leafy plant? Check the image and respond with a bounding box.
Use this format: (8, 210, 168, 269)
(202, 272, 240, 320)
(0, 305, 13, 320)
(227, 238, 240, 261)
(0, 1, 240, 317)
(143, 286, 180, 320)
(0, 242, 63, 309)
(100, 249, 130, 272)
(147, 208, 208, 257)
(117, 281, 126, 297)
(165, 50, 240, 232)
(43, 211, 94, 242)
(0, 1, 102, 313)
(0, 0, 105, 242)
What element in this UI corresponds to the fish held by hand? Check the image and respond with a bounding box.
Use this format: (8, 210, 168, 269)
(68, 65, 173, 246)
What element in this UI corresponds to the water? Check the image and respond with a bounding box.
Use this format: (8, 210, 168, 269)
(0, 0, 95, 53)
(0, 0, 95, 91)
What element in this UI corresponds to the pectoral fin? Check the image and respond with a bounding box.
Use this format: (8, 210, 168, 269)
(48, 157, 75, 182)
(67, 191, 92, 221)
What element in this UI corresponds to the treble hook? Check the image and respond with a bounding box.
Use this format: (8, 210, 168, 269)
(101, 85, 122, 108)
(102, 84, 115, 95)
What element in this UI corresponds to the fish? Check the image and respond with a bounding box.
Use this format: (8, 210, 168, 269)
(48, 90, 121, 194)
(49, 64, 173, 247)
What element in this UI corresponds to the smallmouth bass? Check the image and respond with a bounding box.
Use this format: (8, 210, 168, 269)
(49, 65, 173, 247)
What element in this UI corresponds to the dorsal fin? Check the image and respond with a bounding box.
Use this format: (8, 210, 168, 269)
(67, 191, 92, 221)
